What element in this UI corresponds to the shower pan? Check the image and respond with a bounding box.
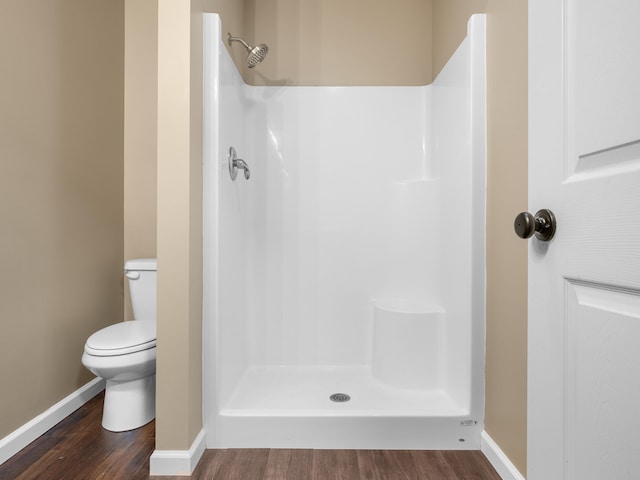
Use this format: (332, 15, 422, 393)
(203, 13, 486, 449)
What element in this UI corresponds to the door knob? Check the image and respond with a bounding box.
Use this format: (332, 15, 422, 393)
(514, 209, 556, 241)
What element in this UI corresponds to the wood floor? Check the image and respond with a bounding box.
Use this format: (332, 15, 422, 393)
(0, 392, 502, 480)
(173, 449, 503, 480)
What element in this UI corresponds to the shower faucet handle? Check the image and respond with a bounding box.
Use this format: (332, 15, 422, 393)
(228, 146, 250, 181)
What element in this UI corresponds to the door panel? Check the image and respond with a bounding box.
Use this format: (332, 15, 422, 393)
(570, 0, 640, 154)
(529, 0, 640, 478)
(567, 282, 640, 479)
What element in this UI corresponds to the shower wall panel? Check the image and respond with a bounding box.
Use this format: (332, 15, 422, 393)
(431, 16, 486, 410)
(204, 18, 252, 408)
(244, 86, 438, 367)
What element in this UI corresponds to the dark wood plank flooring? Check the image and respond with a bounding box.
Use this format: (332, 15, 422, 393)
(0, 392, 502, 480)
(0, 391, 154, 480)
(173, 449, 502, 480)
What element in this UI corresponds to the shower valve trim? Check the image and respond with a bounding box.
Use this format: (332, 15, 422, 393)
(228, 146, 250, 181)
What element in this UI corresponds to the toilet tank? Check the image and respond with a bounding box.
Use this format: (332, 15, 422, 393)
(125, 258, 157, 321)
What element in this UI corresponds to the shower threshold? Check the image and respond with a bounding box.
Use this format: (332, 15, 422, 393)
(220, 365, 468, 417)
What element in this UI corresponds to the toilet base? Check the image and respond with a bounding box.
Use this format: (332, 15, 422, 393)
(102, 375, 156, 432)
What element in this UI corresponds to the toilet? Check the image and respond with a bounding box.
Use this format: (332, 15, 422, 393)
(81, 258, 157, 432)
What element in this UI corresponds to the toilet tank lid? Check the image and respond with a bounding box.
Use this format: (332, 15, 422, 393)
(124, 258, 157, 271)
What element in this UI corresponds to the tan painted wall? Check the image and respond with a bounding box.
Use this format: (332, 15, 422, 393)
(124, 0, 158, 320)
(123, 0, 206, 453)
(483, 0, 528, 474)
(155, 0, 203, 451)
(0, 0, 124, 439)
(431, 0, 487, 78)
(221, 0, 432, 86)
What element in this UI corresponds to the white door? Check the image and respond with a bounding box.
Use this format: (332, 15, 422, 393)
(528, 1, 640, 479)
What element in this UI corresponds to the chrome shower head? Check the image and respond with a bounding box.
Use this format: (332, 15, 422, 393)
(227, 33, 269, 69)
(246, 43, 269, 68)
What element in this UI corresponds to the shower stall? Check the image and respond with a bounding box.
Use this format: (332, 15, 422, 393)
(203, 13, 486, 449)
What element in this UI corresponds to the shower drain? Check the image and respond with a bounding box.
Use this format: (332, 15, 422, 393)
(329, 393, 351, 403)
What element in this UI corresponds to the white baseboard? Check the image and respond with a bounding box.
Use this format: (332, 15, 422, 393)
(0, 377, 105, 466)
(481, 431, 526, 480)
(150, 429, 206, 476)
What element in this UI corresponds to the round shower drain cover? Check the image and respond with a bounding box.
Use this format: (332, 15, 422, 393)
(329, 393, 351, 403)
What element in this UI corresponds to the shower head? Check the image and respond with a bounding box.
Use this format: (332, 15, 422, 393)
(227, 33, 269, 68)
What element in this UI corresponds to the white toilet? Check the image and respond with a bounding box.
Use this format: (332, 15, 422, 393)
(81, 258, 157, 432)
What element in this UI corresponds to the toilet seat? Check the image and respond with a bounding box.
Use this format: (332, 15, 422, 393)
(85, 320, 156, 357)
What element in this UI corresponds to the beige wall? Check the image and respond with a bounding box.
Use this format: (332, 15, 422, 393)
(431, 0, 487, 78)
(255, 0, 432, 86)
(0, 0, 124, 439)
(155, 0, 203, 451)
(483, 0, 528, 474)
(212, 0, 432, 86)
(124, 0, 158, 320)
(123, 0, 206, 452)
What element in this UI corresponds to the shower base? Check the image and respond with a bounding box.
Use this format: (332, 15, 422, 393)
(221, 365, 466, 416)
(208, 366, 481, 450)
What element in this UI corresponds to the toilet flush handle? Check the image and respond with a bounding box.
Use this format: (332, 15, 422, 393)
(125, 271, 140, 280)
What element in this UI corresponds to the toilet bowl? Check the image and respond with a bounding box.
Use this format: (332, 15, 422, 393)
(81, 259, 157, 432)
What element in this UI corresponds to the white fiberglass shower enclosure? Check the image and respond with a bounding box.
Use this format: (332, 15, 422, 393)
(203, 14, 486, 449)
